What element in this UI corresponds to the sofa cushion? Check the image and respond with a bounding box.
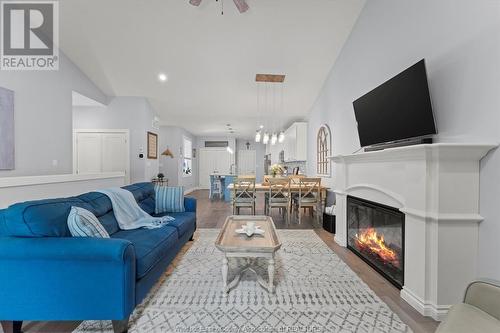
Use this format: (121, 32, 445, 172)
(154, 212, 195, 238)
(436, 303, 500, 333)
(1, 182, 159, 238)
(112, 226, 179, 279)
(2, 198, 88, 237)
(123, 182, 156, 215)
(67, 206, 110, 238)
(75, 183, 156, 235)
(77, 192, 119, 234)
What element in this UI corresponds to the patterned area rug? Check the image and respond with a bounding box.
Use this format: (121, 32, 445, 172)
(74, 229, 412, 333)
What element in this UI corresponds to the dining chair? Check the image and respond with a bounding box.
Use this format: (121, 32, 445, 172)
(294, 177, 322, 224)
(289, 174, 305, 185)
(266, 177, 291, 223)
(288, 175, 305, 211)
(232, 176, 256, 215)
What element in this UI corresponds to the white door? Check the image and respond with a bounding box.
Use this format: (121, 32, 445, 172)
(76, 133, 102, 174)
(198, 149, 212, 189)
(238, 150, 256, 175)
(199, 148, 233, 189)
(102, 133, 127, 173)
(75, 130, 130, 183)
(215, 150, 232, 174)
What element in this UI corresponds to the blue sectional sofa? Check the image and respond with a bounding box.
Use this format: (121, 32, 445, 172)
(0, 182, 196, 333)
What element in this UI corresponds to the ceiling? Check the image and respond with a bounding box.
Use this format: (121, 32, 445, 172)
(60, 0, 365, 137)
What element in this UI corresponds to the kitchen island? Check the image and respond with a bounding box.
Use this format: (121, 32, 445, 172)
(209, 174, 236, 201)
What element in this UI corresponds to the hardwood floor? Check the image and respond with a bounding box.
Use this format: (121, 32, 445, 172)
(5, 190, 438, 333)
(193, 190, 438, 333)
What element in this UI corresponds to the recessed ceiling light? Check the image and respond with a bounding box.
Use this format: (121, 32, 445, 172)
(158, 73, 168, 82)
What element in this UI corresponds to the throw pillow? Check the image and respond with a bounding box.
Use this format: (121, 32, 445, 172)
(67, 206, 110, 238)
(155, 186, 185, 214)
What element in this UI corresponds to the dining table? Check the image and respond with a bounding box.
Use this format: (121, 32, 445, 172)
(226, 182, 330, 213)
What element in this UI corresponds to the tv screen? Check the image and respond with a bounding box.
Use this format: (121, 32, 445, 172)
(353, 59, 436, 147)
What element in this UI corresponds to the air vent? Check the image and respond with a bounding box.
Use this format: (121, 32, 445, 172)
(205, 141, 229, 148)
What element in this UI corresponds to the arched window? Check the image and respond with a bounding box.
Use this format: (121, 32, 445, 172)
(317, 125, 331, 176)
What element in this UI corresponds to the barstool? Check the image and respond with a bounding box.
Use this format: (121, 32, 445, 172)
(210, 175, 224, 200)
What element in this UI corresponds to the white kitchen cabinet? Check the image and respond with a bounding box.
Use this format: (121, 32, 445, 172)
(283, 122, 307, 161)
(269, 142, 284, 164)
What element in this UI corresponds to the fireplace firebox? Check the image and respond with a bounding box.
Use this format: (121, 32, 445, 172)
(347, 196, 404, 289)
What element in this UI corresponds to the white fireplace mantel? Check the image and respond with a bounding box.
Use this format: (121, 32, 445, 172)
(330, 143, 496, 321)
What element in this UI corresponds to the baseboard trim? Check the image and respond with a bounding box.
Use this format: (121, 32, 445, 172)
(400, 287, 450, 321)
(184, 187, 200, 195)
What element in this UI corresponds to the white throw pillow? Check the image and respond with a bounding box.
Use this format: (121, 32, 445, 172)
(67, 206, 110, 238)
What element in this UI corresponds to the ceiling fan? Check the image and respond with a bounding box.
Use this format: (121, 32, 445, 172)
(189, 0, 249, 14)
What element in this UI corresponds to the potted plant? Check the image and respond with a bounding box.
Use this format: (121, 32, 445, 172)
(270, 164, 284, 177)
(157, 173, 165, 180)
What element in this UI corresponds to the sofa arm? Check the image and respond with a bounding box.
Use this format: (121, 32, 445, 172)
(0, 237, 136, 321)
(184, 197, 197, 213)
(464, 279, 500, 320)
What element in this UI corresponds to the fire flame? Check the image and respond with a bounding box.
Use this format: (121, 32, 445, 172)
(355, 228, 399, 267)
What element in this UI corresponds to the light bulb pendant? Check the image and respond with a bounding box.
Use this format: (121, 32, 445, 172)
(271, 133, 278, 145)
(255, 130, 262, 143)
(278, 131, 285, 143)
(263, 132, 270, 144)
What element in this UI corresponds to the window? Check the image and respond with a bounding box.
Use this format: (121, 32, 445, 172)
(317, 125, 331, 176)
(183, 137, 192, 176)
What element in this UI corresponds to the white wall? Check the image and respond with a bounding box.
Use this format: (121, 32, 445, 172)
(0, 53, 107, 177)
(236, 139, 266, 182)
(158, 126, 198, 190)
(306, 0, 500, 279)
(0, 173, 125, 209)
(73, 97, 160, 183)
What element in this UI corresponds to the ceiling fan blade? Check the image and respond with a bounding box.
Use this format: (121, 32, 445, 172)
(233, 0, 249, 13)
(189, 0, 202, 6)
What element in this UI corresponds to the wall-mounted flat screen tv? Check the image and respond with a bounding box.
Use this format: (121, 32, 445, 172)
(353, 59, 437, 147)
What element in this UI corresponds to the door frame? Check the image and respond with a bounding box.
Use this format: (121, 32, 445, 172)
(73, 129, 130, 184)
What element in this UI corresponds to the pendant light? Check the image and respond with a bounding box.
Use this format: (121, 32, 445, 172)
(255, 130, 261, 143)
(270, 83, 277, 145)
(271, 133, 278, 145)
(263, 132, 270, 144)
(255, 82, 262, 142)
(278, 83, 286, 143)
(278, 131, 285, 143)
(262, 82, 270, 145)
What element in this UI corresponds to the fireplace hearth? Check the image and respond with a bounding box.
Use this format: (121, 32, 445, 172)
(347, 196, 404, 289)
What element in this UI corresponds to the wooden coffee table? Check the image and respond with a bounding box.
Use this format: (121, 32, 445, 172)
(215, 215, 282, 294)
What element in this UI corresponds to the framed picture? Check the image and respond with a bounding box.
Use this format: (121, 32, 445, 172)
(147, 131, 158, 159)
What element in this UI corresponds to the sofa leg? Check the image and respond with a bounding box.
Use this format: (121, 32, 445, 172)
(189, 233, 194, 241)
(112, 317, 130, 333)
(1, 321, 23, 333)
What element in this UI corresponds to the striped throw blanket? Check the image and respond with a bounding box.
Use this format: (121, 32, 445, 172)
(97, 188, 174, 230)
